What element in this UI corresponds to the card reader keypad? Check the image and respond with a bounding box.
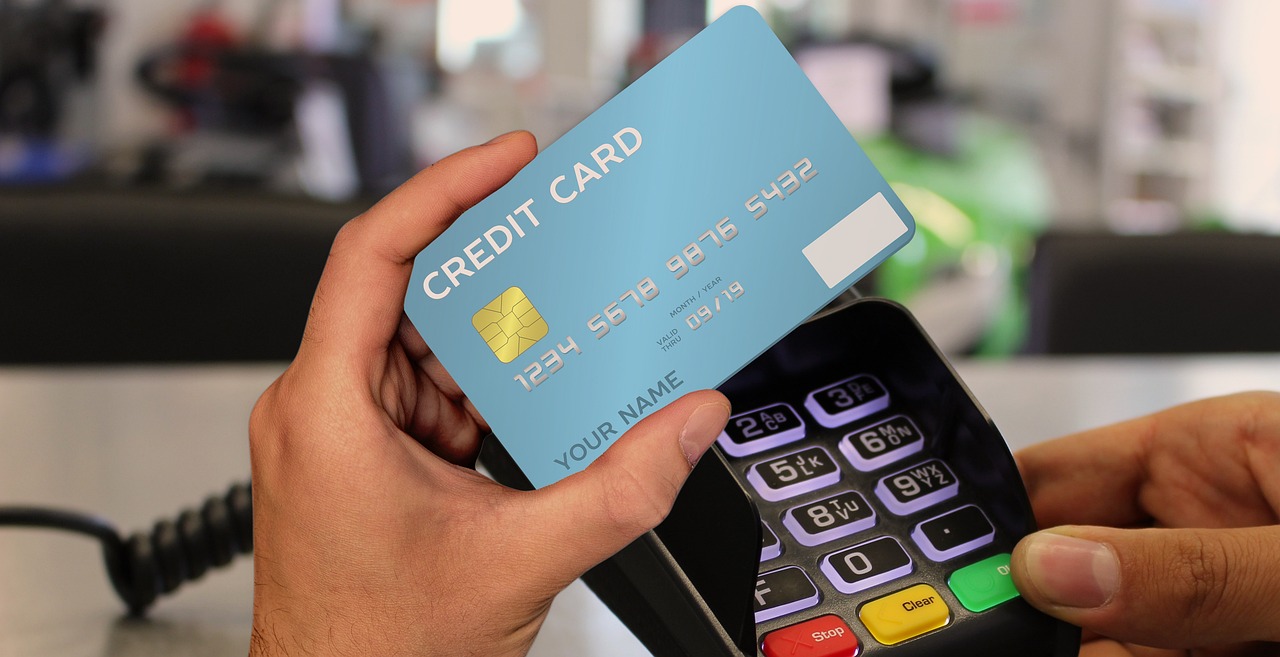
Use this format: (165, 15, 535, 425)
(721, 373, 1026, 653)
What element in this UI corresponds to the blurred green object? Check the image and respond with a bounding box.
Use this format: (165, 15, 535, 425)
(859, 114, 1050, 356)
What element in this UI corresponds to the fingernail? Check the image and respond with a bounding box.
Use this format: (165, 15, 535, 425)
(678, 402, 730, 467)
(485, 130, 522, 145)
(1022, 531, 1121, 608)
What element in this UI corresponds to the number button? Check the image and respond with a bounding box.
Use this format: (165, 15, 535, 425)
(761, 521, 782, 562)
(754, 566, 821, 623)
(747, 447, 841, 502)
(718, 403, 806, 457)
(782, 491, 876, 546)
(804, 375, 889, 428)
(839, 415, 924, 471)
(911, 505, 996, 562)
(874, 459, 960, 515)
(820, 536, 914, 595)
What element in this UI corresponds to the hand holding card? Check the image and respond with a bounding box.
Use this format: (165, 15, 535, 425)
(249, 131, 737, 657)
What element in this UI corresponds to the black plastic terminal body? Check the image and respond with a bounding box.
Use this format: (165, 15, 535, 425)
(481, 298, 1080, 657)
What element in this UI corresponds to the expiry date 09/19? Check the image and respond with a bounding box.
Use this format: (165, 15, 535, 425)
(685, 281, 744, 330)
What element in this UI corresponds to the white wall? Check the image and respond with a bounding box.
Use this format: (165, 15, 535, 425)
(1214, 0, 1280, 231)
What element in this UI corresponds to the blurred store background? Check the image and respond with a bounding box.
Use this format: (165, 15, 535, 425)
(3, 0, 1280, 363)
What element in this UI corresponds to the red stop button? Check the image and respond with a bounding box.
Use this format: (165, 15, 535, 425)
(762, 614, 859, 657)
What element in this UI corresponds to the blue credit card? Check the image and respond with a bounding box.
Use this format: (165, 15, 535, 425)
(403, 7, 915, 488)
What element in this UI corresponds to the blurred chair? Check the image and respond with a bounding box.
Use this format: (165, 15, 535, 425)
(1026, 232, 1280, 354)
(0, 188, 367, 364)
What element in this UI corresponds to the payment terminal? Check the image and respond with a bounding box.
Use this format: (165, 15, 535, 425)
(481, 296, 1080, 657)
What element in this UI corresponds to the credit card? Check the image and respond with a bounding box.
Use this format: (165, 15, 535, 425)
(403, 7, 915, 488)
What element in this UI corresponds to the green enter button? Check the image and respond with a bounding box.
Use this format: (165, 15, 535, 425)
(948, 553, 1019, 612)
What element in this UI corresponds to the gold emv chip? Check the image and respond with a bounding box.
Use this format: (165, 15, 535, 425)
(472, 286, 549, 363)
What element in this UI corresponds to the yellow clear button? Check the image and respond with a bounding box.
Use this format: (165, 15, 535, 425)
(858, 583, 951, 645)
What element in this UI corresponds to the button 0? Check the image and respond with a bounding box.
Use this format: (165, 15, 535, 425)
(820, 536, 914, 595)
(762, 615, 859, 657)
(747, 446, 841, 502)
(804, 374, 889, 428)
(718, 403, 806, 457)
(858, 584, 951, 645)
(949, 553, 1019, 612)
(755, 566, 822, 623)
(874, 459, 959, 516)
(911, 505, 996, 562)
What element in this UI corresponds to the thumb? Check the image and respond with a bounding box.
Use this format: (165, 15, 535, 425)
(1010, 525, 1280, 647)
(522, 390, 730, 585)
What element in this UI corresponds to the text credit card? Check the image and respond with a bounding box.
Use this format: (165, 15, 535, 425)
(404, 7, 915, 488)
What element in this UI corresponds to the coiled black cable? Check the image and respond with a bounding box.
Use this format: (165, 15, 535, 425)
(0, 480, 252, 616)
